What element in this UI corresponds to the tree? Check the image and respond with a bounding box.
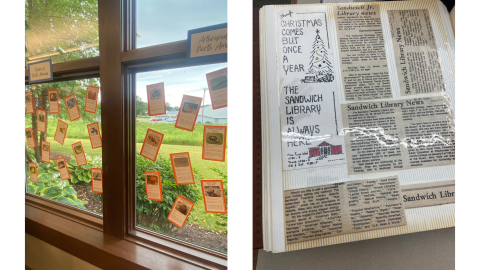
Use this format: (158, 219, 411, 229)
(26, 79, 100, 162)
(25, 0, 99, 163)
(301, 29, 334, 83)
(165, 102, 173, 111)
(136, 96, 148, 116)
(25, 0, 99, 66)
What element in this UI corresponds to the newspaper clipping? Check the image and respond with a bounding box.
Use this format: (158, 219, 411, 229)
(335, 4, 392, 101)
(388, 9, 445, 96)
(341, 97, 455, 175)
(284, 176, 406, 244)
(402, 180, 454, 209)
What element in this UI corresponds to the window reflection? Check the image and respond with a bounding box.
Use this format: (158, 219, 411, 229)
(25, 0, 99, 65)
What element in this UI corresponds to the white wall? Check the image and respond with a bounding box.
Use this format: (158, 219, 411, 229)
(25, 233, 100, 270)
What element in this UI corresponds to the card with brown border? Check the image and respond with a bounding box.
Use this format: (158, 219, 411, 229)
(71, 141, 87, 166)
(37, 109, 47, 133)
(64, 94, 81, 121)
(25, 91, 35, 114)
(28, 162, 38, 183)
(175, 95, 202, 132)
(167, 195, 194, 228)
(48, 90, 60, 114)
(140, 129, 164, 161)
(54, 120, 68, 145)
(147, 82, 167, 116)
(202, 126, 227, 162)
(170, 152, 195, 185)
(85, 85, 100, 114)
(87, 122, 102, 149)
(91, 168, 103, 193)
(25, 127, 36, 148)
(41, 141, 50, 163)
(201, 180, 227, 214)
(206, 67, 227, 109)
(144, 171, 163, 201)
(56, 157, 70, 180)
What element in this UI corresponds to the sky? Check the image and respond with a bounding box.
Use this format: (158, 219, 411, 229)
(136, 63, 227, 107)
(135, 0, 227, 107)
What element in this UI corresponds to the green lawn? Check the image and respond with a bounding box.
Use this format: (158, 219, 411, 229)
(47, 137, 227, 232)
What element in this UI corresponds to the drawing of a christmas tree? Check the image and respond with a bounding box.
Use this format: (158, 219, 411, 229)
(301, 29, 334, 83)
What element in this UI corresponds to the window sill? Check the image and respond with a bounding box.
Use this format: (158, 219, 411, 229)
(26, 202, 227, 269)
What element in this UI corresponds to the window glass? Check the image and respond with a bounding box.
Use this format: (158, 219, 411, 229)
(135, 63, 227, 254)
(25, 0, 99, 66)
(25, 78, 103, 215)
(135, 0, 227, 48)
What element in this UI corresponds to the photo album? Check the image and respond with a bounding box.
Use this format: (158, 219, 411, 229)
(259, 0, 455, 253)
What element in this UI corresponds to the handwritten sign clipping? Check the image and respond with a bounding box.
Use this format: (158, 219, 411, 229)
(274, 6, 346, 170)
(28, 59, 53, 83)
(187, 23, 227, 63)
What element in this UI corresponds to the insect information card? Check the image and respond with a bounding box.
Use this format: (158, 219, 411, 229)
(201, 180, 227, 214)
(144, 171, 163, 201)
(140, 129, 164, 161)
(71, 142, 87, 166)
(54, 120, 68, 145)
(25, 128, 36, 148)
(147, 82, 167, 116)
(91, 168, 103, 193)
(84, 86, 100, 114)
(167, 195, 194, 228)
(170, 152, 195, 185)
(56, 157, 70, 180)
(202, 126, 226, 162)
(29, 163, 38, 183)
(175, 95, 202, 131)
(41, 141, 50, 163)
(87, 122, 102, 149)
(48, 90, 59, 114)
(37, 109, 47, 133)
(25, 92, 35, 114)
(64, 94, 81, 121)
(206, 68, 228, 109)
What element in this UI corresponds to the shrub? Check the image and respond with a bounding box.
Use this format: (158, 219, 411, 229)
(136, 155, 202, 231)
(26, 161, 86, 209)
(67, 155, 102, 184)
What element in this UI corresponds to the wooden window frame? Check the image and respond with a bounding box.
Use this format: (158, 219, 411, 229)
(25, 0, 227, 268)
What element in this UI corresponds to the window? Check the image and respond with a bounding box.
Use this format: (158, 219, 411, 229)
(25, 0, 227, 267)
(135, 0, 227, 48)
(135, 64, 228, 254)
(25, 0, 99, 65)
(25, 78, 103, 214)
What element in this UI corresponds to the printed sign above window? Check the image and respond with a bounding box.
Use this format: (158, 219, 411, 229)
(187, 23, 227, 63)
(28, 59, 53, 83)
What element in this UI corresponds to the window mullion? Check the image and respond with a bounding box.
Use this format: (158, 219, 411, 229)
(99, 0, 125, 239)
